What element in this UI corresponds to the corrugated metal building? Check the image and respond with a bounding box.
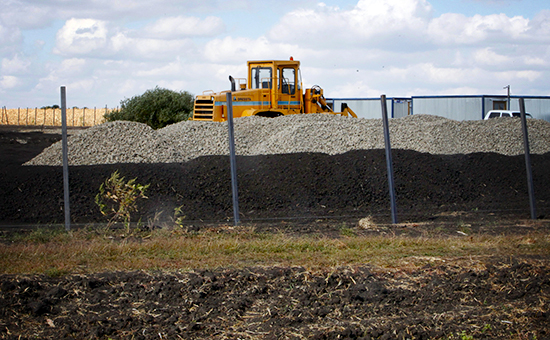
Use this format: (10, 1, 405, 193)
(329, 95, 550, 122)
(329, 97, 411, 119)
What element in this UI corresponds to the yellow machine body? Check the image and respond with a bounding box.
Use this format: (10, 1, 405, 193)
(192, 59, 357, 121)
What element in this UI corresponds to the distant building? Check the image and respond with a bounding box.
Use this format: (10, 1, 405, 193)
(329, 95, 550, 122)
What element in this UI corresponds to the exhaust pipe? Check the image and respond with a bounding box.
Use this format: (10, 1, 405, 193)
(229, 75, 236, 92)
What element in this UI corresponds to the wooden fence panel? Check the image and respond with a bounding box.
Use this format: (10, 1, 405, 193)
(0, 107, 111, 127)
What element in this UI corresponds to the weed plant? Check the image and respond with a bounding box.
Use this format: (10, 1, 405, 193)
(95, 171, 150, 232)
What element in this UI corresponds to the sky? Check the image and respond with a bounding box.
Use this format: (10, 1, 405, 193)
(1, 0, 549, 109)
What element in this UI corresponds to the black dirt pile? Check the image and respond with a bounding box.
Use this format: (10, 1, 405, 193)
(2, 123, 550, 224)
(1, 149, 550, 224)
(0, 129, 61, 167)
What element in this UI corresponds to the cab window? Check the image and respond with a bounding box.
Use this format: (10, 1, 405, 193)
(281, 67, 296, 95)
(251, 67, 272, 89)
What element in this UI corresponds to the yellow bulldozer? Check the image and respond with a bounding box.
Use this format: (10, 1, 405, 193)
(192, 58, 357, 121)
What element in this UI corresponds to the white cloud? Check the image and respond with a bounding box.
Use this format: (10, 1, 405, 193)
(2, 54, 31, 74)
(116, 36, 194, 60)
(350, 0, 432, 31)
(53, 18, 197, 60)
(473, 48, 511, 65)
(110, 32, 131, 53)
(0, 1, 53, 30)
(58, 58, 87, 74)
(428, 13, 530, 44)
(435, 86, 482, 96)
(0, 22, 22, 50)
(515, 70, 542, 81)
(384, 63, 483, 84)
(495, 70, 542, 82)
(203, 36, 298, 63)
(528, 9, 550, 39)
(135, 61, 179, 78)
(0, 75, 21, 89)
(523, 56, 546, 66)
(268, 0, 433, 48)
(66, 78, 97, 93)
(144, 16, 225, 39)
(269, 0, 544, 50)
(427, 13, 474, 44)
(330, 80, 382, 98)
(33, 58, 88, 94)
(54, 18, 109, 55)
(1, 0, 217, 26)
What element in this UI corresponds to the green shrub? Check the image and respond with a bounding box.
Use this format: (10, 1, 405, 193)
(105, 86, 194, 129)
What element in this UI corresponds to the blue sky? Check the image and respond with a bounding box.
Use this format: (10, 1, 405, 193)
(1, 0, 549, 108)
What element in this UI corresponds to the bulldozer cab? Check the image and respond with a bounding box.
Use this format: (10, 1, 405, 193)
(248, 60, 300, 92)
(247, 60, 302, 115)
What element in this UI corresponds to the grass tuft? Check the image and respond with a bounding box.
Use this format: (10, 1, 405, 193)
(1, 226, 549, 275)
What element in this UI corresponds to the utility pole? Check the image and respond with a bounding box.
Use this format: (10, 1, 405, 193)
(503, 85, 510, 109)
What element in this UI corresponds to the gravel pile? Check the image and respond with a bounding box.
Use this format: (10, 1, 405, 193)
(25, 114, 550, 166)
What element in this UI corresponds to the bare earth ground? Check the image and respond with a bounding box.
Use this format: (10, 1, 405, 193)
(1, 259, 549, 340)
(1, 127, 549, 339)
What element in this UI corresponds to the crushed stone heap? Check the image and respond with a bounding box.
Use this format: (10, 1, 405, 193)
(25, 114, 550, 166)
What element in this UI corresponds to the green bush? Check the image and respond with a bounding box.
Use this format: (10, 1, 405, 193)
(105, 86, 194, 129)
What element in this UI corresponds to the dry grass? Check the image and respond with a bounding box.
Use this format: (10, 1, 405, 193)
(0, 107, 110, 127)
(1, 225, 549, 275)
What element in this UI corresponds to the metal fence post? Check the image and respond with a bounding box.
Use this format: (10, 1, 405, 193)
(227, 76, 240, 226)
(61, 86, 71, 231)
(381, 94, 398, 224)
(519, 98, 537, 219)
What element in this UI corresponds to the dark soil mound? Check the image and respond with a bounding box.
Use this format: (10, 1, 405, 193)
(1, 129, 549, 225)
(0, 128, 62, 167)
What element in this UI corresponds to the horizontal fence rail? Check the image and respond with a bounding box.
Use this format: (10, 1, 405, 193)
(0, 106, 115, 127)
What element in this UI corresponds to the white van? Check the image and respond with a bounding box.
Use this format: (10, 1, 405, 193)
(484, 110, 532, 120)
